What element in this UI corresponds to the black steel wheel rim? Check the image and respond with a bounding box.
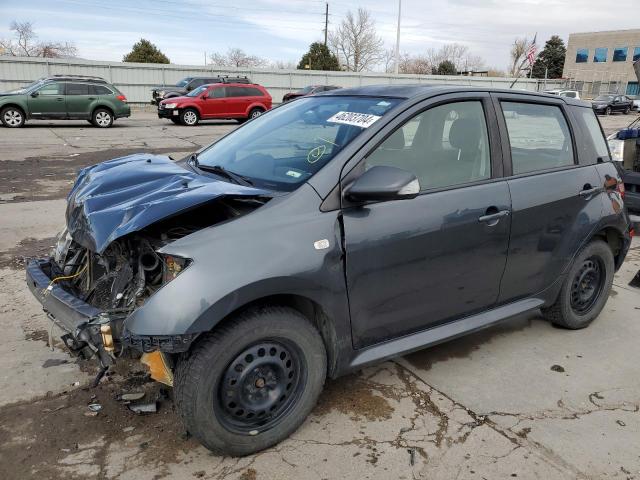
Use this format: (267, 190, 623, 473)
(215, 339, 305, 434)
(570, 256, 605, 314)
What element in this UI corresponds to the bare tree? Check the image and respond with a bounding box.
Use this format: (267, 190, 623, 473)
(0, 21, 76, 58)
(329, 8, 384, 72)
(270, 59, 297, 70)
(209, 48, 268, 68)
(509, 37, 530, 77)
(423, 43, 484, 73)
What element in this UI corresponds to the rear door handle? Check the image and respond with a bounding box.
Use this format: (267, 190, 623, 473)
(88, 97, 96, 100)
(579, 186, 601, 198)
(478, 209, 510, 224)
(56, 97, 64, 101)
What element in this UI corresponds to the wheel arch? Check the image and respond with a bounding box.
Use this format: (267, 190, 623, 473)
(591, 226, 627, 269)
(195, 292, 340, 377)
(246, 103, 266, 116)
(1, 103, 27, 119)
(92, 104, 114, 118)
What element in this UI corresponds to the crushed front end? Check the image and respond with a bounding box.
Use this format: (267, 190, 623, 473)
(26, 227, 193, 375)
(25, 153, 269, 379)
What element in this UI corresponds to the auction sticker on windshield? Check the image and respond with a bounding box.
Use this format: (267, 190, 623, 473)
(327, 111, 381, 128)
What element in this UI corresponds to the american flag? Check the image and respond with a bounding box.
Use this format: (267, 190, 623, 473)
(526, 34, 538, 66)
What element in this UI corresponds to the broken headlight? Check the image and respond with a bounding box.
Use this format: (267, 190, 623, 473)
(162, 254, 191, 284)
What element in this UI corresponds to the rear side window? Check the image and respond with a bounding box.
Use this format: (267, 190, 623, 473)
(90, 85, 112, 95)
(576, 108, 610, 161)
(243, 87, 264, 97)
(66, 83, 89, 95)
(227, 86, 248, 97)
(501, 102, 574, 175)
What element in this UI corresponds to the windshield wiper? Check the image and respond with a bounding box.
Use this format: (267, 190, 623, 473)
(197, 164, 253, 186)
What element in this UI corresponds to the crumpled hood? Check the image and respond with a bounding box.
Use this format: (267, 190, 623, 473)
(66, 154, 267, 253)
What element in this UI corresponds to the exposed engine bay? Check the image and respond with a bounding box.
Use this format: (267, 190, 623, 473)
(45, 195, 268, 368)
(54, 197, 266, 313)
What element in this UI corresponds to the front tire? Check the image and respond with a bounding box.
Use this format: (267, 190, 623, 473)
(541, 240, 614, 329)
(175, 306, 326, 456)
(92, 108, 113, 128)
(624, 106, 631, 115)
(605, 106, 612, 116)
(180, 108, 199, 126)
(1, 106, 25, 128)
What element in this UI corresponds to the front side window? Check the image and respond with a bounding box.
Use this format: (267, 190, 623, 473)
(66, 83, 89, 95)
(186, 85, 208, 97)
(613, 47, 628, 62)
(36, 83, 62, 95)
(365, 101, 491, 191)
(176, 77, 192, 87)
(501, 102, 574, 174)
(196, 96, 401, 191)
(576, 48, 589, 63)
(593, 48, 608, 63)
(207, 87, 225, 98)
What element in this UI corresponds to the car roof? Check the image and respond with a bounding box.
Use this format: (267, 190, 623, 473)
(314, 83, 590, 107)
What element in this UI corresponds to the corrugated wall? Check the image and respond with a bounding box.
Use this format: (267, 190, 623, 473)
(0, 56, 561, 105)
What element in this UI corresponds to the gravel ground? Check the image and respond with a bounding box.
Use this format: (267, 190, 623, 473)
(0, 112, 639, 480)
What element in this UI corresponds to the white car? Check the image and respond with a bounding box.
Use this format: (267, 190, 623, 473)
(544, 89, 581, 100)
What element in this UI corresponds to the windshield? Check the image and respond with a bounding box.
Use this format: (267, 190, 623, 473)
(176, 77, 192, 87)
(187, 85, 208, 97)
(7, 79, 45, 94)
(595, 95, 613, 101)
(196, 95, 401, 191)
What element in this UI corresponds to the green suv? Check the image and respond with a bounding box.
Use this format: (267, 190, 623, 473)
(0, 75, 130, 128)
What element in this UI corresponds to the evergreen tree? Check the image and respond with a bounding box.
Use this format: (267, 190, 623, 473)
(297, 42, 340, 71)
(435, 60, 457, 75)
(123, 39, 170, 64)
(532, 35, 566, 79)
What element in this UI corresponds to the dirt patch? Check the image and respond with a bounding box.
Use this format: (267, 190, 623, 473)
(0, 366, 197, 480)
(0, 147, 197, 203)
(313, 374, 395, 421)
(239, 468, 258, 480)
(0, 235, 57, 269)
(405, 316, 534, 371)
(25, 328, 50, 343)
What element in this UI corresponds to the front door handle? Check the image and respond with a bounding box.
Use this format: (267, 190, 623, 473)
(87, 97, 96, 100)
(579, 185, 601, 198)
(56, 97, 64, 101)
(478, 209, 510, 224)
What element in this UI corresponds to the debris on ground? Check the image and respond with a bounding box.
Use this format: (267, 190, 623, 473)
(128, 401, 158, 414)
(550, 365, 565, 373)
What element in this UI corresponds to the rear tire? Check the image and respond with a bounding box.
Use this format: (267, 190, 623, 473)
(180, 108, 199, 126)
(624, 106, 630, 115)
(174, 306, 326, 456)
(92, 108, 113, 128)
(605, 106, 612, 116)
(541, 240, 614, 329)
(1, 106, 25, 128)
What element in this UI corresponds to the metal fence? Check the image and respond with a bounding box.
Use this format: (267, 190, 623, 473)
(0, 56, 562, 105)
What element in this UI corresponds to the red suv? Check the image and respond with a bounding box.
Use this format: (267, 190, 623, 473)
(158, 82, 271, 126)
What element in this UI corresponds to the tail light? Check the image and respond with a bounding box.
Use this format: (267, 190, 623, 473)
(616, 181, 625, 199)
(116, 94, 127, 102)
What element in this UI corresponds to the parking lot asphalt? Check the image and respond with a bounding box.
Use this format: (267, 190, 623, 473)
(0, 111, 639, 480)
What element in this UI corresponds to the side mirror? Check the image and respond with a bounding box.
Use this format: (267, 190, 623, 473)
(346, 165, 420, 202)
(201, 94, 208, 100)
(186, 85, 193, 92)
(30, 91, 39, 98)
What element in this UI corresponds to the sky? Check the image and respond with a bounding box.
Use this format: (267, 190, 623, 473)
(0, 0, 638, 71)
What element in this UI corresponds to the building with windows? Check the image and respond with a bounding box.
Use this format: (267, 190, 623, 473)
(563, 29, 640, 98)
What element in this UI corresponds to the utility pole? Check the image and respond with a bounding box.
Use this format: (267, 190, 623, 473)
(394, 0, 401, 74)
(324, 2, 329, 46)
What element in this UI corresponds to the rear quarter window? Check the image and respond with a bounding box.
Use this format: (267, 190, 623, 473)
(574, 107, 610, 162)
(90, 85, 113, 95)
